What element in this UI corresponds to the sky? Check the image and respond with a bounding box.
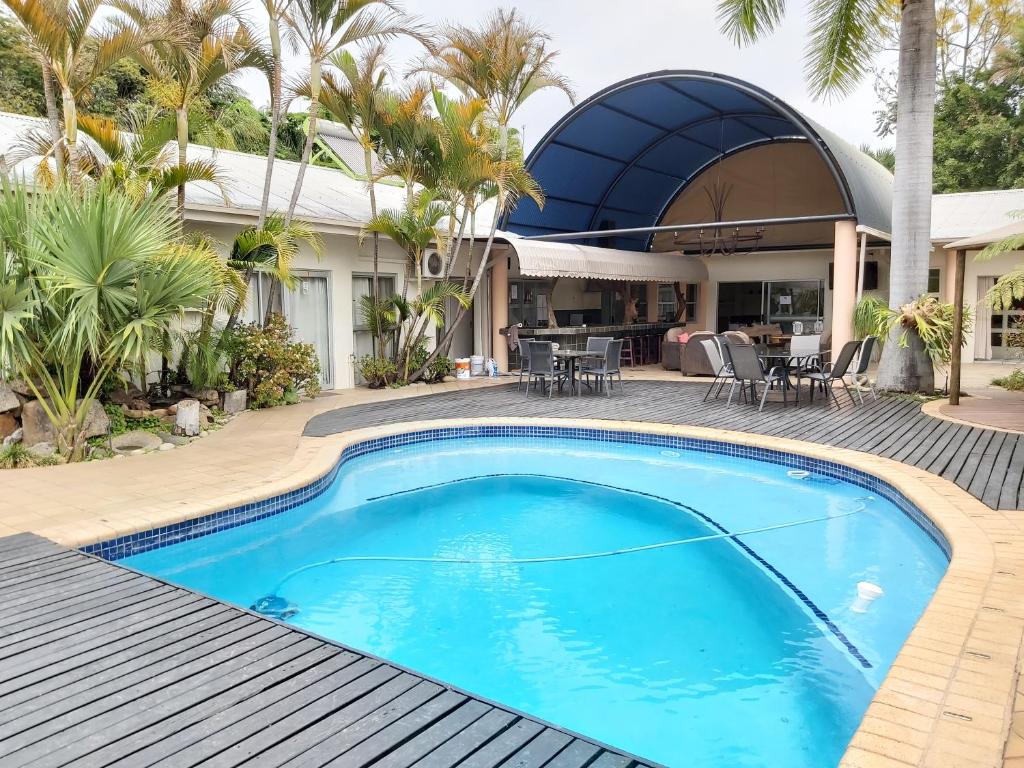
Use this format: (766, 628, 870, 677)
(234, 0, 894, 153)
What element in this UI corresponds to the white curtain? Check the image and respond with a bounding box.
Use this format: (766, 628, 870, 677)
(287, 275, 332, 388)
(975, 276, 995, 360)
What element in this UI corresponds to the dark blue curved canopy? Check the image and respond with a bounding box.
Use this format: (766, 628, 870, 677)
(504, 70, 892, 252)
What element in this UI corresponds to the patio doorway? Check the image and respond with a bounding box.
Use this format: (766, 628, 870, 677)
(284, 270, 333, 389)
(717, 280, 824, 333)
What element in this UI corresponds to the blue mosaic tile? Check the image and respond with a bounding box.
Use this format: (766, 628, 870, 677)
(81, 425, 951, 562)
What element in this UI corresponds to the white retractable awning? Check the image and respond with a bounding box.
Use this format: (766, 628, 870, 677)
(503, 234, 708, 283)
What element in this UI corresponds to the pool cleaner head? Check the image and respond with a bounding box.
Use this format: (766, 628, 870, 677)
(850, 581, 884, 613)
(251, 594, 299, 620)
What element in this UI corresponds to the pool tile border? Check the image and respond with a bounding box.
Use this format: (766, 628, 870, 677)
(80, 424, 949, 563)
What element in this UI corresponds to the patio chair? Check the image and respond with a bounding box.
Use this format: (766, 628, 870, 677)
(846, 336, 878, 404)
(700, 338, 733, 402)
(580, 339, 623, 396)
(517, 339, 535, 392)
(806, 340, 862, 408)
(726, 342, 789, 412)
(789, 333, 822, 370)
(526, 341, 569, 398)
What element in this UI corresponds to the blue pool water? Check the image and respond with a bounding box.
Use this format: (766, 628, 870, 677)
(123, 435, 947, 767)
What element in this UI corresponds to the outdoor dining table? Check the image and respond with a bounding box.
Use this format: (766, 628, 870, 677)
(757, 350, 832, 403)
(552, 348, 592, 395)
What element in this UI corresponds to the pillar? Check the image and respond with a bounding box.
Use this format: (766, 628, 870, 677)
(944, 248, 958, 303)
(646, 282, 659, 323)
(490, 253, 508, 373)
(698, 280, 715, 330)
(831, 220, 858, 358)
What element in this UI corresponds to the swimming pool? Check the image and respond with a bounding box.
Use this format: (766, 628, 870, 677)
(118, 428, 948, 767)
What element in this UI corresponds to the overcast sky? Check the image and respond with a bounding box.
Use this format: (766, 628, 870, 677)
(235, 0, 893, 152)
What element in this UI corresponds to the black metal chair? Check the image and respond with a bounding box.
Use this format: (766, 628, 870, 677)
(580, 339, 624, 396)
(526, 341, 569, 398)
(517, 339, 535, 392)
(726, 342, 789, 412)
(806, 340, 862, 408)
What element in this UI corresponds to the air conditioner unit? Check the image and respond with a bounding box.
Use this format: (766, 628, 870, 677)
(423, 248, 445, 279)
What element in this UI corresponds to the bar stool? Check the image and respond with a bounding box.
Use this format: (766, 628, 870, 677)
(620, 335, 636, 367)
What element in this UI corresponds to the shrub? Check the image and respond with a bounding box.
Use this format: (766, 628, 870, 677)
(231, 315, 321, 408)
(0, 443, 58, 469)
(993, 370, 1024, 391)
(104, 403, 127, 436)
(426, 355, 454, 383)
(357, 356, 397, 389)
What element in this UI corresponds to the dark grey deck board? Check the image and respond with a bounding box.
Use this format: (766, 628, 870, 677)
(303, 380, 1023, 509)
(0, 534, 653, 767)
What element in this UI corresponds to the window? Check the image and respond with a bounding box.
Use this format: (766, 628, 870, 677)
(352, 274, 396, 330)
(659, 283, 697, 322)
(927, 268, 940, 294)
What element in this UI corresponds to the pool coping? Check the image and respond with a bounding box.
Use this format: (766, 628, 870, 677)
(65, 417, 1024, 768)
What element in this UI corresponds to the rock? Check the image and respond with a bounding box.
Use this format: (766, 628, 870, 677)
(0, 381, 19, 414)
(220, 389, 247, 415)
(149, 408, 168, 418)
(28, 442, 55, 458)
(158, 442, 175, 451)
(129, 398, 151, 411)
(167, 403, 178, 416)
(123, 408, 146, 419)
(189, 389, 220, 407)
(156, 431, 189, 446)
(8, 379, 36, 398)
(0, 413, 17, 441)
(107, 386, 146, 408)
(198, 404, 213, 426)
(111, 430, 163, 456)
(21, 399, 109, 446)
(174, 399, 201, 437)
(3, 427, 23, 447)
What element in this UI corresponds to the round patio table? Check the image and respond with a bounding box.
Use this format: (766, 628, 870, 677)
(553, 349, 591, 395)
(758, 350, 831, 403)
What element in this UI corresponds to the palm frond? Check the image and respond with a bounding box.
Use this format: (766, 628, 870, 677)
(716, 0, 787, 45)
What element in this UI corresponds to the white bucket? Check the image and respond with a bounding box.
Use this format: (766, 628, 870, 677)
(455, 358, 471, 379)
(470, 355, 485, 376)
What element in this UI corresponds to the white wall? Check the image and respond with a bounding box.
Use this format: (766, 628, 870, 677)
(188, 221, 410, 389)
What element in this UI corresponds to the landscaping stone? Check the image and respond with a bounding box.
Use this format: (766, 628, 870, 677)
(22, 399, 110, 446)
(3, 427, 23, 447)
(158, 442, 175, 451)
(221, 389, 247, 415)
(190, 389, 220, 407)
(0, 381, 19, 414)
(167, 403, 178, 416)
(107, 386, 146, 408)
(156, 431, 189, 446)
(198, 404, 213, 425)
(0, 413, 17, 441)
(8, 379, 35, 397)
(28, 442, 55, 458)
(111, 430, 162, 455)
(174, 399, 201, 436)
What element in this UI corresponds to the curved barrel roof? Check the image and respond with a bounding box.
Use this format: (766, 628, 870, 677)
(504, 70, 892, 251)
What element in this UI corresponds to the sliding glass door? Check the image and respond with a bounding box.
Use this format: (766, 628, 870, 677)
(717, 279, 823, 333)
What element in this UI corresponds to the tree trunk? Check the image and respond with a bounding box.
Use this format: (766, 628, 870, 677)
(875, 0, 937, 393)
(258, 18, 283, 228)
(175, 107, 189, 216)
(949, 248, 966, 405)
(61, 85, 80, 188)
(285, 58, 320, 227)
(364, 145, 379, 298)
(41, 59, 63, 178)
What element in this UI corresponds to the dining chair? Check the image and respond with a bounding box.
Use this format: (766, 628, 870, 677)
(726, 342, 789, 412)
(517, 339, 535, 392)
(526, 341, 569, 398)
(846, 336, 878, 404)
(805, 340, 862, 408)
(700, 339, 733, 402)
(580, 339, 624, 396)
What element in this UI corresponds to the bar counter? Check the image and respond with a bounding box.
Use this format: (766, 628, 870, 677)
(514, 322, 682, 356)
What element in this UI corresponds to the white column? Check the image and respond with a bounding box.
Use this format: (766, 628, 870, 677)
(490, 254, 508, 372)
(646, 282, 659, 322)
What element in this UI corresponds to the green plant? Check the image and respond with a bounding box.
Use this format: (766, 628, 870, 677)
(104, 403, 128, 436)
(356, 355, 397, 388)
(0, 443, 58, 469)
(231, 314, 321, 408)
(853, 295, 888, 340)
(876, 295, 973, 368)
(426, 355, 453, 383)
(0, 180, 218, 460)
(993, 370, 1024, 391)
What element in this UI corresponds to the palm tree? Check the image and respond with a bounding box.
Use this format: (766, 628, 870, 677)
(281, 0, 429, 227)
(256, 0, 293, 228)
(126, 0, 266, 214)
(717, 0, 937, 392)
(417, 8, 575, 161)
(4, 0, 151, 186)
(360, 190, 469, 379)
(227, 214, 324, 324)
(0, 180, 219, 461)
(312, 42, 392, 299)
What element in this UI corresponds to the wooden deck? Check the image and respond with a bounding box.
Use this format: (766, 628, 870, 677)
(304, 380, 1024, 511)
(0, 533, 651, 768)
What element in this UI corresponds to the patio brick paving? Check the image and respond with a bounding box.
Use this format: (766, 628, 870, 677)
(304, 380, 1024, 511)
